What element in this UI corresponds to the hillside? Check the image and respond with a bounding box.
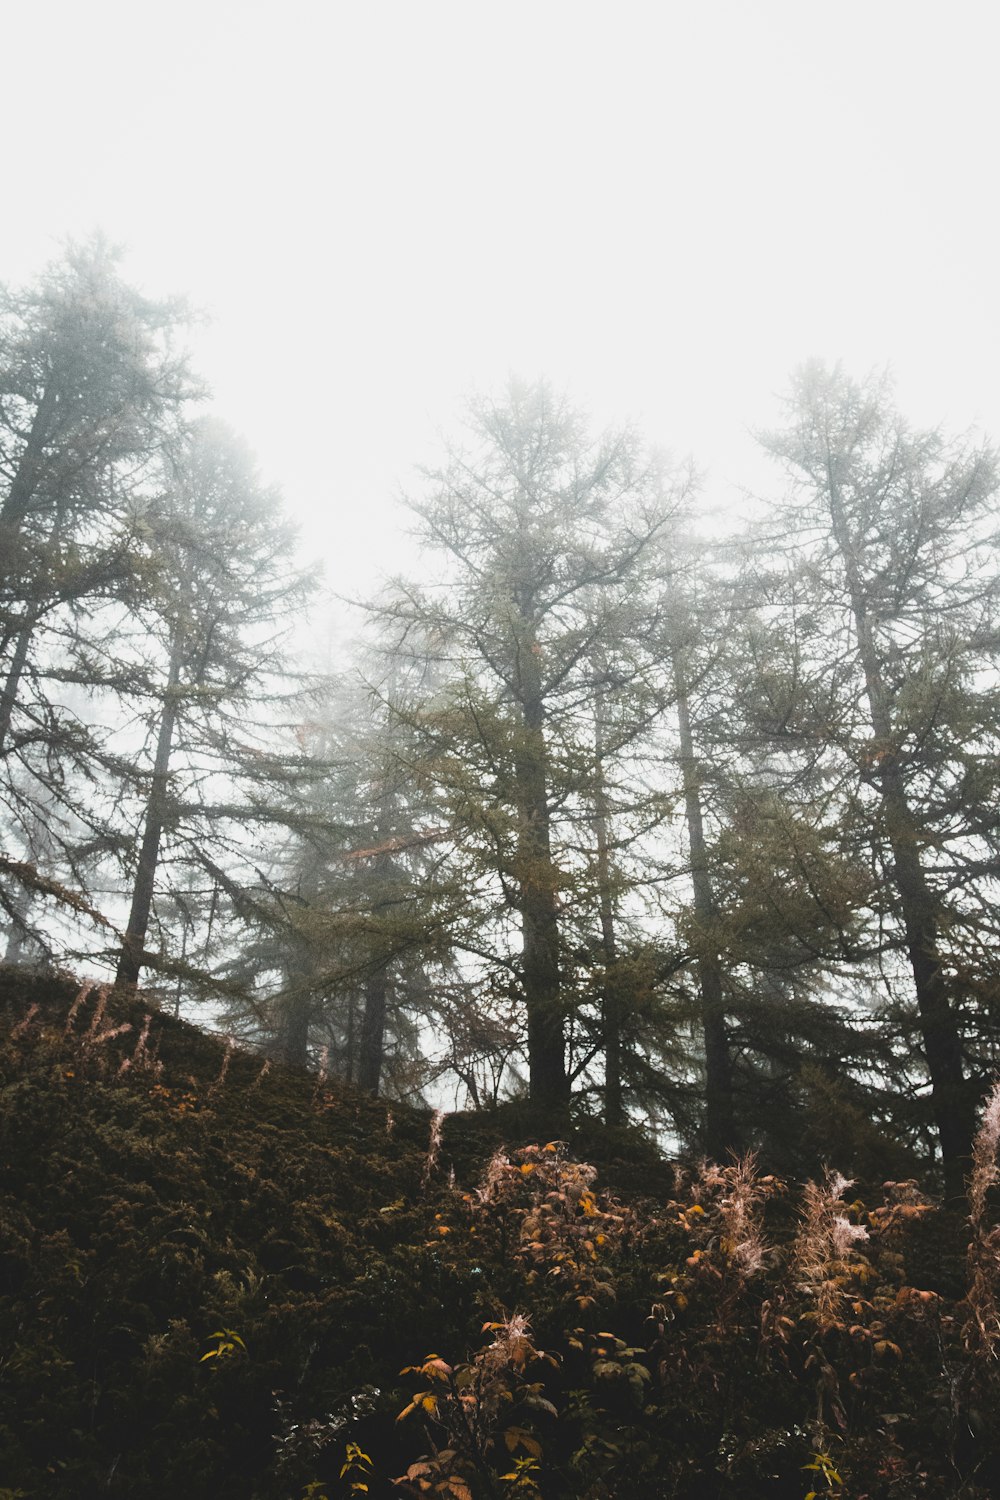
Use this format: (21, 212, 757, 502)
(1, 967, 997, 1499)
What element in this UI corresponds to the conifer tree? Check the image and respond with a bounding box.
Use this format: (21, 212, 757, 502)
(0, 238, 196, 951)
(113, 419, 314, 994)
(648, 563, 870, 1163)
(371, 380, 690, 1113)
(215, 671, 454, 1093)
(752, 363, 1000, 1193)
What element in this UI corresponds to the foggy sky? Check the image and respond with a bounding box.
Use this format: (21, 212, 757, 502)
(3, 0, 998, 598)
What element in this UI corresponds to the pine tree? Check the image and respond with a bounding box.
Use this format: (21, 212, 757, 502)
(0, 238, 196, 953)
(369, 380, 690, 1114)
(646, 559, 870, 1164)
(112, 419, 314, 995)
(753, 363, 1000, 1194)
(215, 670, 454, 1093)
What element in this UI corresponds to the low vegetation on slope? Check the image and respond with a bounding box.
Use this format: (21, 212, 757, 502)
(1, 967, 998, 1498)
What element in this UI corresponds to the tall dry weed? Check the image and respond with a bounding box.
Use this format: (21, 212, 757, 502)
(699, 1154, 769, 1277)
(965, 1077, 1000, 1360)
(792, 1170, 870, 1333)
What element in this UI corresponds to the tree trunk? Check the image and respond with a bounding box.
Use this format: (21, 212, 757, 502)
(115, 642, 182, 991)
(1, 382, 58, 533)
(279, 984, 311, 1068)
(344, 991, 356, 1082)
(675, 662, 736, 1160)
(880, 766, 972, 1194)
(2, 810, 55, 966)
(592, 680, 623, 1126)
(0, 621, 35, 755)
(828, 475, 973, 1196)
(356, 804, 399, 1095)
(358, 966, 389, 1094)
(4, 883, 37, 965)
(514, 629, 568, 1111)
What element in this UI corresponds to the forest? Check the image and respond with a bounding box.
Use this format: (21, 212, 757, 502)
(3, 239, 1000, 1497)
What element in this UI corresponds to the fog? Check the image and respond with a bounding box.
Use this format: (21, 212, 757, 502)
(4, 0, 998, 593)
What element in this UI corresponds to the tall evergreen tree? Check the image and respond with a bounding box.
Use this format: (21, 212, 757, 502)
(371, 380, 690, 1114)
(0, 238, 196, 952)
(752, 363, 1000, 1194)
(113, 419, 314, 994)
(645, 560, 870, 1164)
(215, 672, 454, 1093)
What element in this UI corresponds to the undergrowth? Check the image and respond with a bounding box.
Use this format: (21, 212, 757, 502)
(1, 967, 998, 1497)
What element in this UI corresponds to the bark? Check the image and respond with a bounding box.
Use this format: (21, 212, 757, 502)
(513, 626, 568, 1110)
(827, 471, 973, 1195)
(356, 802, 398, 1094)
(0, 388, 58, 748)
(358, 966, 389, 1094)
(4, 884, 36, 965)
(592, 681, 623, 1126)
(115, 642, 182, 991)
(345, 992, 356, 1083)
(0, 382, 58, 533)
(279, 986, 311, 1068)
(0, 622, 35, 755)
(675, 662, 736, 1160)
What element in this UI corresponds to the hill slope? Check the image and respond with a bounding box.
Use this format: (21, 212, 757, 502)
(1, 967, 997, 1499)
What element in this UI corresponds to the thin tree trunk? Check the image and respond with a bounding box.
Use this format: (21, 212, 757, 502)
(358, 967, 388, 1094)
(514, 629, 568, 1111)
(345, 992, 357, 1082)
(280, 986, 311, 1068)
(0, 622, 35, 754)
(592, 680, 623, 1126)
(880, 766, 971, 1190)
(356, 793, 404, 1094)
(115, 642, 182, 991)
(4, 883, 36, 965)
(3, 809, 56, 966)
(828, 474, 973, 1196)
(675, 661, 736, 1160)
(278, 933, 312, 1068)
(1, 382, 58, 533)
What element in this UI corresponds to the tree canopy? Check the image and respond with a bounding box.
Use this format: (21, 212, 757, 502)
(4, 253, 1000, 1191)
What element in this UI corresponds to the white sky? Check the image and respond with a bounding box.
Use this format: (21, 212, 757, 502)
(3, 0, 999, 604)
